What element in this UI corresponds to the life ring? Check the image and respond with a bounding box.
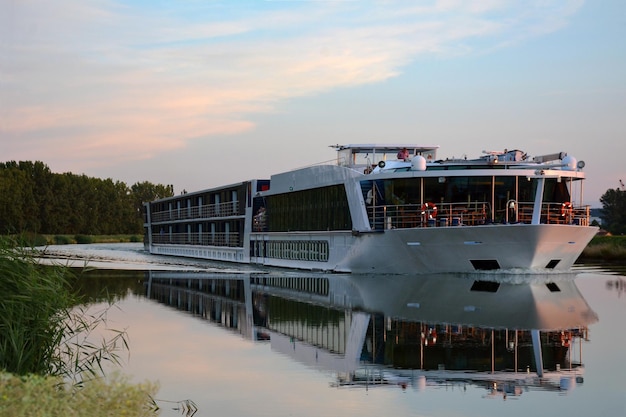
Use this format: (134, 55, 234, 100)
(421, 202, 438, 219)
(560, 202, 573, 217)
(560, 331, 571, 347)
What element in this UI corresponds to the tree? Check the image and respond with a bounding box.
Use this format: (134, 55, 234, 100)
(0, 163, 37, 233)
(599, 188, 626, 235)
(130, 181, 174, 215)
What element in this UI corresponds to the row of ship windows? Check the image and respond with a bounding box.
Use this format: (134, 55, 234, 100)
(252, 240, 330, 262)
(269, 320, 346, 354)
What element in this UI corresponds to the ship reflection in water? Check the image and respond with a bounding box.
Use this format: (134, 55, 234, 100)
(144, 271, 597, 398)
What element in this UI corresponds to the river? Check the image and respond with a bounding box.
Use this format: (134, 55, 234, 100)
(41, 243, 626, 417)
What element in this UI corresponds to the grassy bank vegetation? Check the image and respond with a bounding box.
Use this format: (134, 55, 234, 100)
(579, 235, 626, 262)
(14, 232, 143, 247)
(49, 234, 143, 245)
(0, 372, 158, 417)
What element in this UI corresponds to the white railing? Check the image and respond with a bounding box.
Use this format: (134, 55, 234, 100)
(150, 201, 240, 222)
(367, 201, 590, 229)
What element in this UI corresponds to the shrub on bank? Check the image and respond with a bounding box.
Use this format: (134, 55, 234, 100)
(579, 235, 626, 261)
(15, 232, 48, 247)
(41, 234, 143, 244)
(74, 234, 94, 244)
(53, 235, 72, 245)
(581, 243, 626, 260)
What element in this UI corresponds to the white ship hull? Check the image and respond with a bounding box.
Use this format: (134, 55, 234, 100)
(149, 222, 596, 274)
(335, 223, 597, 273)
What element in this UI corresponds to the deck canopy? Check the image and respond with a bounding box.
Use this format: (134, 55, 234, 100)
(333, 144, 440, 170)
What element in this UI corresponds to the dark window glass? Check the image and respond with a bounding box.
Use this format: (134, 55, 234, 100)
(266, 185, 352, 232)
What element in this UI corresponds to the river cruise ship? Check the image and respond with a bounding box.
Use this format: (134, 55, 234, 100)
(143, 144, 597, 273)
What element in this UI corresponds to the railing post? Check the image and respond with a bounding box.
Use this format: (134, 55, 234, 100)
(531, 329, 544, 377)
(506, 199, 517, 223)
(532, 177, 545, 225)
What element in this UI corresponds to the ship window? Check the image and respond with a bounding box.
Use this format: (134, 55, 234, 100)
(546, 282, 561, 292)
(266, 184, 352, 232)
(543, 178, 570, 203)
(264, 240, 329, 262)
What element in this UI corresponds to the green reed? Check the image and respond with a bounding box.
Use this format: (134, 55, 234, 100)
(0, 241, 69, 376)
(0, 237, 128, 385)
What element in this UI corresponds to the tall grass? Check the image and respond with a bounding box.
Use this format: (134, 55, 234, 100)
(0, 240, 72, 376)
(0, 237, 128, 384)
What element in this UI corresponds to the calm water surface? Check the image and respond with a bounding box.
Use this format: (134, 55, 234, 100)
(68, 246, 625, 417)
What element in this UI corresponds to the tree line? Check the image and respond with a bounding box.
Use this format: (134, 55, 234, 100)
(0, 161, 174, 235)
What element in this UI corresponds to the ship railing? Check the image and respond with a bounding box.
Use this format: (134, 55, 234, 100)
(367, 202, 491, 229)
(367, 201, 591, 229)
(149, 201, 240, 222)
(515, 202, 591, 225)
(152, 232, 242, 247)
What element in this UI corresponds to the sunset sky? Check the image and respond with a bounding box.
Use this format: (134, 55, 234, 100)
(2, 0, 625, 206)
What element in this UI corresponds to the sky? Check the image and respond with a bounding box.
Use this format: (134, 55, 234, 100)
(2, 0, 625, 206)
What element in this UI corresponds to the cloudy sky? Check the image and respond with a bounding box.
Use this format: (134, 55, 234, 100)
(2, 0, 624, 205)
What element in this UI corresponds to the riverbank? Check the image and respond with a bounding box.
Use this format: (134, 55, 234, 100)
(579, 235, 626, 262)
(13, 233, 142, 247)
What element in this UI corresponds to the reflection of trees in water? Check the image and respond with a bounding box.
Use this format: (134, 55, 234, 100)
(72, 269, 146, 303)
(606, 277, 626, 298)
